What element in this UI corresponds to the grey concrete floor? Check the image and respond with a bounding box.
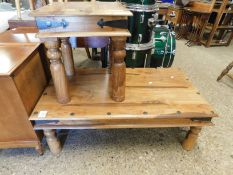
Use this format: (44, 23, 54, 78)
(0, 40, 233, 175)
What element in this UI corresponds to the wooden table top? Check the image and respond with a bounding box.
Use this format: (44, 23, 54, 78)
(184, 7, 211, 14)
(30, 68, 218, 121)
(0, 45, 39, 76)
(30, 2, 133, 17)
(32, 2, 132, 38)
(0, 27, 39, 46)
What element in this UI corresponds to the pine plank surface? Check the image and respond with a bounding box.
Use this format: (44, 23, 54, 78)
(30, 68, 217, 121)
(30, 2, 133, 17)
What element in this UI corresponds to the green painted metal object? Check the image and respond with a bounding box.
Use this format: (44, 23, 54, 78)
(125, 49, 152, 67)
(127, 11, 155, 44)
(151, 26, 176, 67)
(125, 42, 153, 67)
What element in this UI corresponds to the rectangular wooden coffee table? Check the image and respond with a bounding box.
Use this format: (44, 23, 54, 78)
(29, 68, 218, 155)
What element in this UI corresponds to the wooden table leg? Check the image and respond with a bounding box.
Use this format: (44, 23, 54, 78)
(182, 126, 202, 151)
(45, 39, 70, 104)
(111, 37, 127, 102)
(35, 142, 44, 155)
(61, 37, 75, 77)
(217, 61, 233, 81)
(109, 41, 113, 71)
(44, 129, 61, 155)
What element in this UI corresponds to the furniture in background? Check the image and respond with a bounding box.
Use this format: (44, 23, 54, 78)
(165, 5, 183, 28)
(178, 8, 210, 46)
(29, 68, 218, 155)
(175, 0, 233, 47)
(176, 0, 214, 46)
(200, 0, 233, 47)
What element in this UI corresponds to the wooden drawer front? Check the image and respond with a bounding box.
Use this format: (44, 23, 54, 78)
(13, 51, 47, 115)
(36, 16, 127, 33)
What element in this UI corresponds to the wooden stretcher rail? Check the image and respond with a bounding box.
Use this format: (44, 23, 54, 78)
(34, 118, 213, 130)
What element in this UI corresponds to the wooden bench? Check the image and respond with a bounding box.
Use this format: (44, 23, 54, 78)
(29, 68, 218, 155)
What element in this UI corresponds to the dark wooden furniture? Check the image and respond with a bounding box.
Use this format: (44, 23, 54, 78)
(200, 0, 233, 47)
(176, 0, 233, 47)
(166, 5, 183, 26)
(0, 45, 47, 154)
(29, 68, 218, 155)
(31, 2, 132, 104)
(176, 1, 214, 46)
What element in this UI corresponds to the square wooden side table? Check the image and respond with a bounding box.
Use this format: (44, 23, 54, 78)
(31, 2, 132, 104)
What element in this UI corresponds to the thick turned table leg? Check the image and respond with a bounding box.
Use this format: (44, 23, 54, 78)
(45, 40, 70, 104)
(61, 37, 75, 77)
(111, 37, 127, 102)
(44, 129, 61, 155)
(182, 126, 202, 151)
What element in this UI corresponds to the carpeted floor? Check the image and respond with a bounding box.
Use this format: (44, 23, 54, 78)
(0, 40, 232, 175)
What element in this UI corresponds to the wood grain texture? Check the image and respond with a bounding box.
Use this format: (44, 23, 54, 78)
(45, 40, 70, 104)
(32, 2, 131, 38)
(186, 1, 215, 13)
(30, 2, 133, 17)
(0, 140, 40, 149)
(13, 51, 47, 115)
(0, 77, 37, 142)
(36, 16, 127, 33)
(37, 30, 131, 38)
(182, 126, 202, 151)
(60, 37, 75, 77)
(8, 11, 36, 29)
(0, 45, 40, 76)
(0, 45, 48, 150)
(0, 27, 39, 45)
(34, 119, 213, 130)
(44, 129, 61, 155)
(111, 37, 126, 102)
(30, 68, 217, 121)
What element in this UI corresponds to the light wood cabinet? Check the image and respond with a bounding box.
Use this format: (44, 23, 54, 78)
(0, 45, 47, 154)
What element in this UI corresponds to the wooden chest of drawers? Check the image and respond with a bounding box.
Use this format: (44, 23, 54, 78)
(0, 45, 47, 153)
